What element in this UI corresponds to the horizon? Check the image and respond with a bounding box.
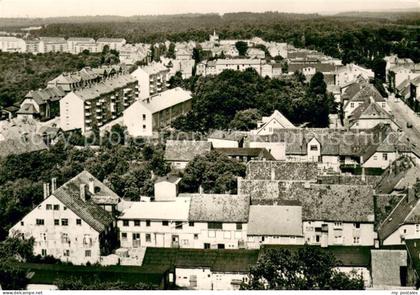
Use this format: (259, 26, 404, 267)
(0, 0, 418, 18)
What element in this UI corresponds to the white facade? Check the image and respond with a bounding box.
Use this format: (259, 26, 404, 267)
(131, 64, 169, 100)
(303, 221, 376, 247)
(0, 37, 26, 52)
(336, 64, 374, 87)
(60, 92, 85, 131)
(9, 194, 104, 265)
(247, 141, 286, 160)
(383, 224, 420, 246)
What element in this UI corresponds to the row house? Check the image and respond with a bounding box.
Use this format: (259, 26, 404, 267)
(123, 88, 192, 137)
(60, 73, 137, 134)
(131, 62, 170, 100)
(335, 63, 374, 87)
(118, 179, 250, 250)
(9, 171, 119, 265)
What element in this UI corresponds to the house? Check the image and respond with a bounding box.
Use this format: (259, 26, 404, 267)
(123, 88, 192, 137)
(38, 37, 68, 53)
(377, 187, 420, 246)
(335, 63, 374, 87)
(214, 147, 275, 162)
(175, 48, 192, 60)
(0, 36, 25, 52)
(18, 86, 65, 121)
(119, 43, 149, 65)
(207, 130, 246, 148)
(164, 140, 212, 169)
(214, 59, 268, 76)
(347, 99, 399, 130)
(154, 175, 181, 201)
(67, 37, 97, 54)
(131, 62, 170, 100)
(9, 171, 117, 265)
(60, 73, 137, 134)
(287, 61, 337, 85)
(246, 204, 304, 248)
(250, 110, 296, 136)
(246, 48, 265, 59)
(409, 76, 420, 104)
(96, 38, 126, 51)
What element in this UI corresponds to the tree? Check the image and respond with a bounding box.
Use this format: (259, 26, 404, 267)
(0, 262, 29, 290)
(180, 151, 246, 194)
(54, 276, 155, 290)
(166, 42, 176, 59)
(229, 108, 262, 131)
(235, 41, 249, 56)
(242, 247, 364, 290)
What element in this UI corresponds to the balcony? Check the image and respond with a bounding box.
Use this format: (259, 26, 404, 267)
(85, 112, 91, 117)
(96, 108, 102, 113)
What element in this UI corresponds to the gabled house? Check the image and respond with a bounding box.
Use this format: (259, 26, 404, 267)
(250, 110, 296, 136)
(347, 99, 399, 130)
(9, 171, 118, 265)
(207, 130, 246, 148)
(164, 140, 212, 170)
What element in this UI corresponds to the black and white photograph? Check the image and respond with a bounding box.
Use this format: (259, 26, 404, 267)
(0, 0, 419, 292)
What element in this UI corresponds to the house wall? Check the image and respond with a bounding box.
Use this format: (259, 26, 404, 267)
(175, 268, 247, 290)
(247, 141, 286, 160)
(155, 182, 178, 201)
(246, 235, 305, 249)
(307, 137, 321, 162)
(170, 161, 189, 170)
(60, 92, 85, 132)
(208, 138, 239, 148)
(123, 104, 153, 137)
(383, 224, 420, 246)
(350, 118, 399, 131)
(132, 69, 150, 100)
(117, 219, 247, 250)
(9, 195, 103, 265)
(303, 221, 375, 246)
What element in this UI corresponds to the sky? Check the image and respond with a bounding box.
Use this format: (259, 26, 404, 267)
(0, 0, 418, 18)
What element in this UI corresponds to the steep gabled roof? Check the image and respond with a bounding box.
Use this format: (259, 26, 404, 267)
(52, 171, 115, 232)
(186, 194, 250, 223)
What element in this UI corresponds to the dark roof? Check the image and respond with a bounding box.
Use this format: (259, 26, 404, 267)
(142, 248, 259, 273)
(164, 140, 212, 162)
(288, 62, 337, 73)
(185, 193, 250, 223)
(348, 102, 394, 127)
(0, 134, 48, 158)
(215, 148, 275, 160)
(155, 175, 181, 184)
(207, 130, 247, 141)
(344, 83, 385, 105)
(52, 171, 116, 232)
(246, 161, 318, 181)
(261, 245, 372, 267)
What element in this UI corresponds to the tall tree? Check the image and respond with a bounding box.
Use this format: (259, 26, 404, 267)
(235, 41, 249, 56)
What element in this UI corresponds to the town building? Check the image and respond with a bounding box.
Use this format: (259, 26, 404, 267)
(60, 73, 137, 134)
(164, 139, 212, 169)
(207, 130, 246, 148)
(335, 64, 374, 87)
(214, 147, 275, 163)
(0, 36, 25, 52)
(67, 37, 97, 54)
(9, 171, 118, 265)
(38, 37, 68, 53)
(250, 110, 296, 136)
(96, 38, 127, 52)
(131, 62, 170, 100)
(123, 88, 192, 137)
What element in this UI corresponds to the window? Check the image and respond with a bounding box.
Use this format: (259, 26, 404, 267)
(353, 237, 360, 244)
(146, 234, 151, 242)
(76, 219, 82, 225)
(41, 249, 47, 256)
(142, 125, 146, 129)
(218, 244, 225, 249)
(63, 250, 70, 257)
(53, 205, 60, 211)
(162, 221, 169, 226)
(20, 221, 24, 226)
(63, 206, 67, 210)
(123, 220, 129, 226)
(134, 220, 140, 227)
(383, 153, 388, 161)
(417, 224, 420, 233)
(54, 219, 59, 226)
(316, 235, 320, 243)
(46, 204, 52, 210)
(236, 223, 242, 230)
(373, 155, 378, 161)
(142, 114, 146, 120)
(175, 221, 183, 229)
(194, 234, 199, 240)
(121, 233, 127, 240)
(350, 103, 354, 108)
(146, 220, 151, 227)
(310, 145, 318, 151)
(208, 222, 223, 230)
(61, 233, 69, 243)
(85, 250, 91, 257)
(61, 219, 68, 226)
(189, 222, 194, 227)
(354, 223, 360, 229)
(204, 243, 210, 249)
(36, 219, 45, 225)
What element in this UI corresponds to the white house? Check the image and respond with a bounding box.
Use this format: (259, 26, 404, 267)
(0, 36, 26, 52)
(335, 63, 374, 87)
(123, 88, 192, 137)
(250, 110, 296, 136)
(9, 171, 118, 265)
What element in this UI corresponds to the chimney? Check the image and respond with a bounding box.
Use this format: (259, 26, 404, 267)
(43, 183, 50, 199)
(80, 184, 87, 202)
(88, 178, 95, 194)
(51, 177, 57, 193)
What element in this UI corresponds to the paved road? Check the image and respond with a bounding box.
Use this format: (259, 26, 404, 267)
(387, 93, 420, 154)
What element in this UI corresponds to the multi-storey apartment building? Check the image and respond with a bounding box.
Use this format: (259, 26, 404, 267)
(0, 36, 26, 52)
(96, 38, 127, 52)
(60, 73, 137, 134)
(67, 37, 97, 54)
(123, 88, 192, 137)
(9, 171, 118, 265)
(131, 62, 170, 99)
(38, 37, 68, 53)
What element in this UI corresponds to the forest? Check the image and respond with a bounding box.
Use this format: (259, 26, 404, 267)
(28, 12, 420, 66)
(0, 49, 119, 108)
